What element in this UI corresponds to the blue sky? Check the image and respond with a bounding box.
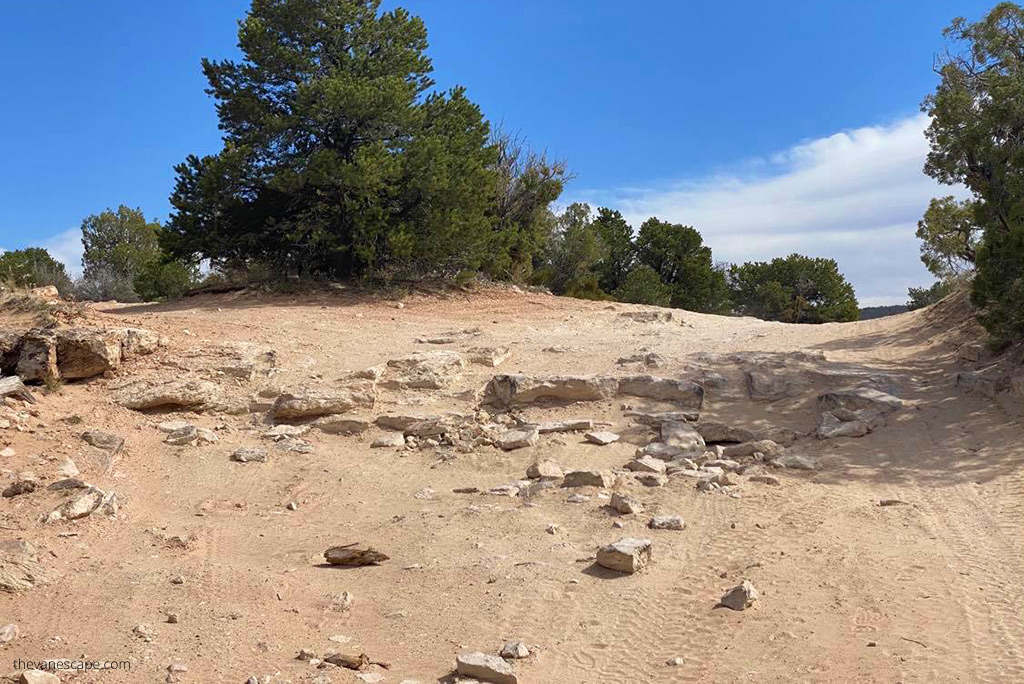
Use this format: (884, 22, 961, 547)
(0, 1, 995, 303)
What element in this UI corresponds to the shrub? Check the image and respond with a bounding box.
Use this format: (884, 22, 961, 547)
(613, 264, 672, 306)
(728, 253, 859, 323)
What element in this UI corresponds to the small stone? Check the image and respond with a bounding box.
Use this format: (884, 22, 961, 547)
(133, 623, 156, 642)
(500, 640, 530, 659)
(546, 524, 559, 534)
(612, 520, 624, 529)
(414, 487, 436, 500)
(455, 651, 518, 684)
(324, 544, 389, 566)
(649, 515, 685, 530)
(167, 662, 189, 673)
(286, 501, 299, 511)
(19, 671, 60, 684)
(0, 623, 18, 643)
(596, 537, 652, 574)
(297, 648, 317, 661)
(170, 575, 185, 585)
(749, 474, 780, 486)
(566, 494, 588, 503)
(634, 472, 668, 487)
(584, 431, 620, 446)
(57, 457, 79, 478)
(720, 579, 759, 610)
(667, 656, 685, 666)
(166, 613, 179, 624)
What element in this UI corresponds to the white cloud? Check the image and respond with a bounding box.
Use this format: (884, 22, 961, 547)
(569, 113, 968, 306)
(42, 228, 84, 277)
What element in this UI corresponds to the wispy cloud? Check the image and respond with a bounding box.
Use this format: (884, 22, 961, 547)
(42, 228, 84, 276)
(570, 113, 967, 306)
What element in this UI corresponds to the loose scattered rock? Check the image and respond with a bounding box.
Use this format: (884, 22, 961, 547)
(371, 433, 407, 448)
(81, 430, 124, 453)
(649, 515, 685, 530)
(500, 641, 530, 659)
(720, 579, 759, 610)
(661, 421, 706, 451)
(384, 351, 465, 389)
(497, 426, 539, 451)
(323, 544, 390, 566)
(596, 537, 652, 574)
(626, 455, 667, 474)
(722, 439, 784, 460)
(610, 492, 645, 514)
(274, 387, 375, 420)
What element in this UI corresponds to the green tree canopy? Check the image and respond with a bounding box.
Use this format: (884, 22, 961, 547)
(916, 196, 979, 280)
(542, 203, 606, 298)
(728, 253, 859, 323)
(613, 263, 671, 307)
(81, 205, 161, 283)
(923, 3, 1024, 340)
(0, 248, 73, 293)
(591, 208, 636, 292)
(164, 0, 530, 281)
(907, 280, 955, 311)
(634, 218, 729, 313)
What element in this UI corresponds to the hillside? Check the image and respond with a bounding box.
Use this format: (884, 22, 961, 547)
(0, 287, 1020, 683)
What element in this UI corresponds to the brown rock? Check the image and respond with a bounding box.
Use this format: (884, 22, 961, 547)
(323, 544, 390, 566)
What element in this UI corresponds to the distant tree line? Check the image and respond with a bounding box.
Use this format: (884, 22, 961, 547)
(3, 0, 862, 323)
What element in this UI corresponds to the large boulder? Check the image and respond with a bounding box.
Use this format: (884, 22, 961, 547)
(57, 328, 122, 379)
(383, 351, 464, 389)
(955, 372, 1007, 399)
(485, 374, 618, 408)
(617, 375, 704, 408)
(273, 387, 375, 420)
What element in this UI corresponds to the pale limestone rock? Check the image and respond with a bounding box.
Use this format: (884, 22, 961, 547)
(596, 537, 652, 574)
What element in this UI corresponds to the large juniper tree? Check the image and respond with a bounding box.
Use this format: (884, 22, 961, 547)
(164, 0, 499, 278)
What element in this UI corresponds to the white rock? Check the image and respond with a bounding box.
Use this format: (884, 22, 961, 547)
(584, 430, 620, 446)
(610, 492, 644, 514)
(497, 426, 540, 451)
(526, 459, 564, 479)
(660, 421, 706, 451)
(371, 433, 406, 448)
(455, 651, 518, 684)
(500, 640, 530, 659)
(649, 515, 685, 530)
(626, 455, 667, 473)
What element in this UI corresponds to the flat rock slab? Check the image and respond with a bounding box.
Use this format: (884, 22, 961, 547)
(455, 651, 518, 684)
(497, 426, 540, 450)
(649, 515, 685, 530)
(80, 431, 124, 453)
(617, 375, 704, 408)
(485, 374, 618, 407)
(626, 456, 667, 474)
(596, 537, 652, 574)
(231, 447, 268, 463)
(722, 439, 784, 460)
(585, 430, 619, 445)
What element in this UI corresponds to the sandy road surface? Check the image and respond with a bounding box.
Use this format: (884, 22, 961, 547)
(1, 287, 1021, 683)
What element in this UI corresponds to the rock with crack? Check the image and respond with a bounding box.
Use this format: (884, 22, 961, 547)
(323, 544, 389, 566)
(484, 374, 618, 408)
(584, 430, 619, 446)
(562, 470, 616, 488)
(0, 540, 52, 592)
(496, 425, 540, 450)
(56, 328, 123, 379)
(596, 537, 652, 574)
(818, 387, 903, 414)
(383, 351, 465, 389)
(455, 651, 518, 684)
(617, 375, 704, 408)
(649, 515, 685, 530)
(720, 579, 759, 610)
(273, 387, 375, 420)
(661, 421, 706, 451)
